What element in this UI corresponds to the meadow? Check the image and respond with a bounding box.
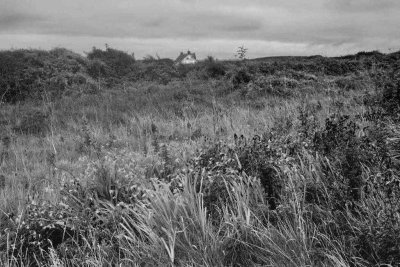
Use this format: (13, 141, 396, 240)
(0, 47, 399, 266)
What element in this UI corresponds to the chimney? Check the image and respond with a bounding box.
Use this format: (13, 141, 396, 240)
(187, 50, 191, 55)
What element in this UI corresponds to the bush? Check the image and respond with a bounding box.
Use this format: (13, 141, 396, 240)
(203, 58, 227, 79)
(139, 60, 178, 85)
(246, 74, 297, 98)
(318, 58, 361, 76)
(0, 49, 89, 103)
(3, 200, 77, 265)
(86, 46, 136, 84)
(229, 67, 252, 88)
(192, 133, 293, 212)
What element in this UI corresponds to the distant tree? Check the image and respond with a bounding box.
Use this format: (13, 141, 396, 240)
(236, 45, 248, 60)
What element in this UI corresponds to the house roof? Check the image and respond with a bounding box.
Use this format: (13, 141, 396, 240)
(175, 51, 196, 63)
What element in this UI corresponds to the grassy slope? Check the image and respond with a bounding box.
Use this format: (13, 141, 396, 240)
(0, 50, 399, 266)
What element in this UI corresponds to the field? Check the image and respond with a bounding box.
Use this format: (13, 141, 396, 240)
(0, 47, 400, 266)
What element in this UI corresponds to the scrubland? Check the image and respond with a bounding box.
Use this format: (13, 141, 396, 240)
(0, 47, 400, 266)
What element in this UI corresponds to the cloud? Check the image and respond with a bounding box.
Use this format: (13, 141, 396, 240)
(0, 1, 264, 39)
(325, 0, 400, 12)
(0, 13, 45, 31)
(0, 0, 399, 58)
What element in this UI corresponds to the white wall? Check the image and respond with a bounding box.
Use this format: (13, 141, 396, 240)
(181, 55, 197, 64)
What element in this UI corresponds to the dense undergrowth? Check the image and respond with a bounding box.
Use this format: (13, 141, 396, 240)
(0, 47, 400, 266)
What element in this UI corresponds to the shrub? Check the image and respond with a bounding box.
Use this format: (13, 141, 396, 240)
(192, 132, 295, 213)
(312, 114, 368, 203)
(4, 199, 77, 266)
(86, 46, 136, 84)
(229, 67, 252, 88)
(139, 61, 178, 85)
(246, 74, 297, 98)
(333, 74, 370, 91)
(318, 58, 361, 76)
(203, 58, 227, 79)
(0, 49, 89, 103)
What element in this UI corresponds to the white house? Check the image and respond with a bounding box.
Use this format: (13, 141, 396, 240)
(175, 51, 197, 65)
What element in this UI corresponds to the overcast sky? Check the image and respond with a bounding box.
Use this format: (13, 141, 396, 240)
(1, 0, 399, 59)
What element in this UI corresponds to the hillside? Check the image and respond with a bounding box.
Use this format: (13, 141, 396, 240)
(0, 47, 400, 266)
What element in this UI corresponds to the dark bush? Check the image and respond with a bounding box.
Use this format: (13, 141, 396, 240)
(245, 75, 298, 99)
(0, 49, 89, 103)
(86, 46, 136, 84)
(230, 68, 252, 88)
(193, 134, 286, 212)
(139, 60, 178, 84)
(5, 200, 77, 266)
(176, 63, 197, 78)
(322, 59, 361, 76)
(204, 60, 227, 79)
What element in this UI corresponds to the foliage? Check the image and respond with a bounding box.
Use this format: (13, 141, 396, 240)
(203, 57, 227, 79)
(0, 49, 90, 103)
(236, 45, 248, 60)
(246, 74, 298, 98)
(86, 46, 135, 74)
(2, 48, 400, 266)
(228, 67, 252, 88)
(138, 60, 179, 85)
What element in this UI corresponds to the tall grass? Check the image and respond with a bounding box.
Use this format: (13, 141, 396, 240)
(1, 51, 399, 266)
